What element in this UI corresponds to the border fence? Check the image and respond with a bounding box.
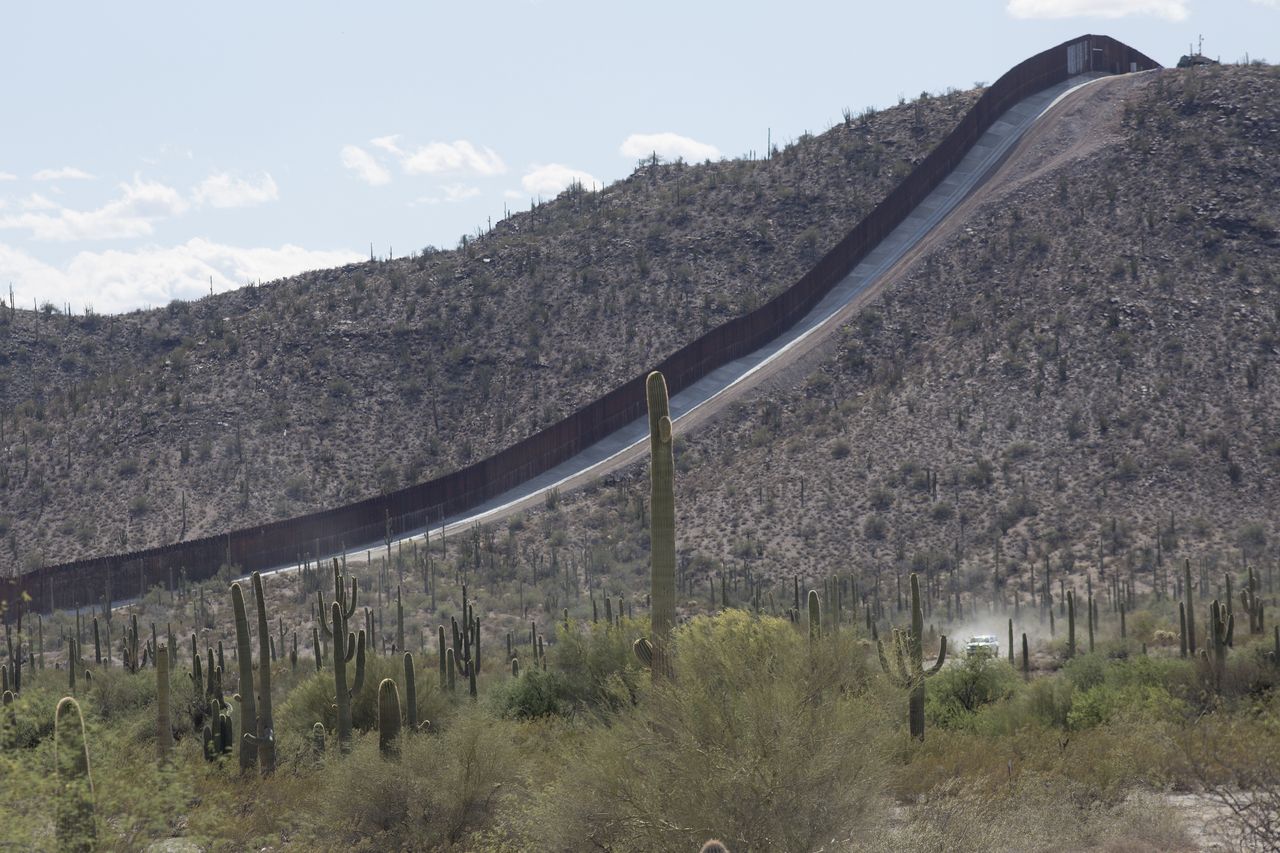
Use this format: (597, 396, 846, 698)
(1, 35, 1159, 620)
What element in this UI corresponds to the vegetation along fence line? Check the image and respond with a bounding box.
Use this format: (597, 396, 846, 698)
(0, 35, 1159, 620)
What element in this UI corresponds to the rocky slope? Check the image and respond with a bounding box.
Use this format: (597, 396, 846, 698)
(0, 87, 980, 569)
(497, 64, 1280, 603)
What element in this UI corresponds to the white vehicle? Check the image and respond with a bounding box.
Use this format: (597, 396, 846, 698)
(965, 635, 1000, 657)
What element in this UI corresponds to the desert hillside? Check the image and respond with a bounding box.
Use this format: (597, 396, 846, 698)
(0, 88, 979, 569)
(497, 64, 1280, 605)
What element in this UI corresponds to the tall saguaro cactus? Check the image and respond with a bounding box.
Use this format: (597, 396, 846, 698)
(251, 571, 275, 774)
(324, 601, 357, 749)
(641, 371, 676, 678)
(1207, 599, 1232, 693)
(54, 696, 96, 852)
(878, 573, 947, 740)
(1066, 590, 1076, 659)
(1183, 560, 1196, 655)
(231, 582, 257, 773)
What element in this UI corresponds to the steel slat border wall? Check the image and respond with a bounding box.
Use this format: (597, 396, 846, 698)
(1, 35, 1159, 620)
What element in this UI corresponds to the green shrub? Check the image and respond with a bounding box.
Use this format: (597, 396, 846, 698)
(525, 611, 887, 852)
(488, 667, 566, 719)
(927, 654, 1020, 729)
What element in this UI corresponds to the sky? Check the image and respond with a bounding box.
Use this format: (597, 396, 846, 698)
(0, 0, 1275, 315)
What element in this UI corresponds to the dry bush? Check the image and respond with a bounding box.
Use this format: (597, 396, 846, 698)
(1179, 701, 1280, 850)
(312, 714, 517, 850)
(522, 611, 890, 852)
(880, 773, 1192, 852)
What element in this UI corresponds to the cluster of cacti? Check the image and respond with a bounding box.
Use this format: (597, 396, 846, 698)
(877, 573, 947, 740)
(635, 371, 676, 678)
(443, 584, 481, 698)
(202, 699, 235, 761)
(54, 696, 96, 852)
(123, 613, 142, 673)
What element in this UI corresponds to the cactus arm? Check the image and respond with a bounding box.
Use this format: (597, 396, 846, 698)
(926, 636, 948, 675)
(344, 578, 358, 621)
(352, 630, 366, 693)
(876, 638, 892, 677)
(317, 590, 335, 639)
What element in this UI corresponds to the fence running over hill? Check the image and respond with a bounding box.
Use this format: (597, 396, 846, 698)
(1, 35, 1159, 621)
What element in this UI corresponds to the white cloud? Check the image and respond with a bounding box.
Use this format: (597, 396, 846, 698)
(191, 172, 279, 208)
(1005, 0, 1188, 19)
(0, 172, 16, 181)
(1248, 0, 1278, 7)
(32, 166, 95, 181)
(370, 135, 403, 155)
(620, 132, 720, 163)
(341, 145, 391, 186)
(0, 238, 362, 314)
(0, 176, 188, 241)
(401, 140, 505, 176)
(20, 193, 59, 211)
(348, 135, 506, 181)
(413, 184, 482, 205)
(520, 163, 599, 198)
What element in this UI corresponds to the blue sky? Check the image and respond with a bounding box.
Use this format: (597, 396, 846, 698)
(1, 0, 1275, 314)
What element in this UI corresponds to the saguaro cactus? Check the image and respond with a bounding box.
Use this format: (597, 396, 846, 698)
(54, 696, 96, 852)
(1242, 566, 1264, 635)
(1179, 603, 1188, 658)
(808, 590, 821, 642)
(1207, 599, 1232, 693)
(202, 699, 234, 761)
(640, 370, 676, 678)
(311, 722, 327, 755)
(403, 652, 419, 732)
(1183, 560, 1196, 654)
(231, 582, 258, 773)
(1066, 590, 1076, 658)
(323, 601, 357, 750)
(156, 645, 173, 761)
(378, 678, 401, 759)
(396, 586, 405, 652)
(251, 571, 276, 775)
(877, 573, 947, 740)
